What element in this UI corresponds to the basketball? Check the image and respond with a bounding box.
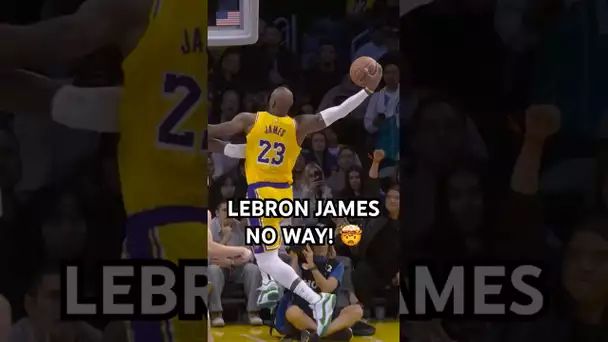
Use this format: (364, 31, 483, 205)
(349, 56, 379, 87)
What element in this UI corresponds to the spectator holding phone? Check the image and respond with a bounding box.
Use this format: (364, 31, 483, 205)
(294, 163, 333, 226)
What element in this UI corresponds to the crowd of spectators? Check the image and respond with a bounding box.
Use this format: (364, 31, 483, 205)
(0, 0, 402, 341)
(207, 0, 402, 337)
(400, 0, 608, 341)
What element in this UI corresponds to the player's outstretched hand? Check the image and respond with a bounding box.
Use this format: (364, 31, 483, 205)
(362, 64, 383, 91)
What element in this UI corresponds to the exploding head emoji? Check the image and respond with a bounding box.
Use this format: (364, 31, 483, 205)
(340, 224, 362, 246)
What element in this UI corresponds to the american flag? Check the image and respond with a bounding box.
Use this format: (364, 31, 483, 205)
(216, 11, 241, 26)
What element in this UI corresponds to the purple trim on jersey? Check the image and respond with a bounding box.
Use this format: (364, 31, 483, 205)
(125, 206, 206, 342)
(129, 321, 169, 342)
(125, 206, 207, 259)
(247, 181, 291, 194)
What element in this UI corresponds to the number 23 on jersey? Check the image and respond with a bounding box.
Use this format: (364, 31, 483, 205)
(157, 73, 204, 150)
(257, 139, 286, 166)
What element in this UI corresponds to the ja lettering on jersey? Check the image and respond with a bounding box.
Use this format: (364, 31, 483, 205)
(119, 0, 206, 215)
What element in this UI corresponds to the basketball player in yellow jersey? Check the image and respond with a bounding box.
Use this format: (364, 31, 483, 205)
(0, 1, 252, 341)
(208, 68, 382, 336)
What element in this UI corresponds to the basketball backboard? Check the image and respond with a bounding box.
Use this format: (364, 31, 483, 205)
(208, 0, 259, 47)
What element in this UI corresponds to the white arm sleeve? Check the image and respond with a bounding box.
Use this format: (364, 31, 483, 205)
(51, 85, 122, 132)
(320, 89, 370, 126)
(224, 143, 246, 158)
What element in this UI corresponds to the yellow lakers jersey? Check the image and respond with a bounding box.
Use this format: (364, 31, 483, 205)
(119, 0, 206, 214)
(245, 111, 301, 185)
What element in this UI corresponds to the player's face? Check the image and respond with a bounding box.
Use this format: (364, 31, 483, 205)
(338, 149, 355, 170)
(447, 170, 483, 233)
(348, 170, 361, 190)
(385, 189, 400, 214)
(311, 133, 326, 152)
(563, 230, 608, 303)
(383, 64, 400, 87)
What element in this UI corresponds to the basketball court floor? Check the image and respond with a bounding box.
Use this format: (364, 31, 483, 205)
(211, 321, 399, 341)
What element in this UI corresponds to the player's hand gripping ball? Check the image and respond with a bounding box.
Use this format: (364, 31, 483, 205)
(340, 224, 362, 246)
(349, 56, 383, 91)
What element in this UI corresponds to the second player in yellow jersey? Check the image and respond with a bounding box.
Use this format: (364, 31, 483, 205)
(119, 1, 207, 342)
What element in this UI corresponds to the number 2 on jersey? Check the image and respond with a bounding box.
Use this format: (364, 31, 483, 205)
(257, 140, 285, 166)
(157, 73, 202, 149)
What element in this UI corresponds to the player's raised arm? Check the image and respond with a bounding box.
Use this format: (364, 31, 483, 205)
(208, 112, 256, 139)
(0, 0, 147, 69)
(295, 65, 383, 138)
(208, 138, 246, 158)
